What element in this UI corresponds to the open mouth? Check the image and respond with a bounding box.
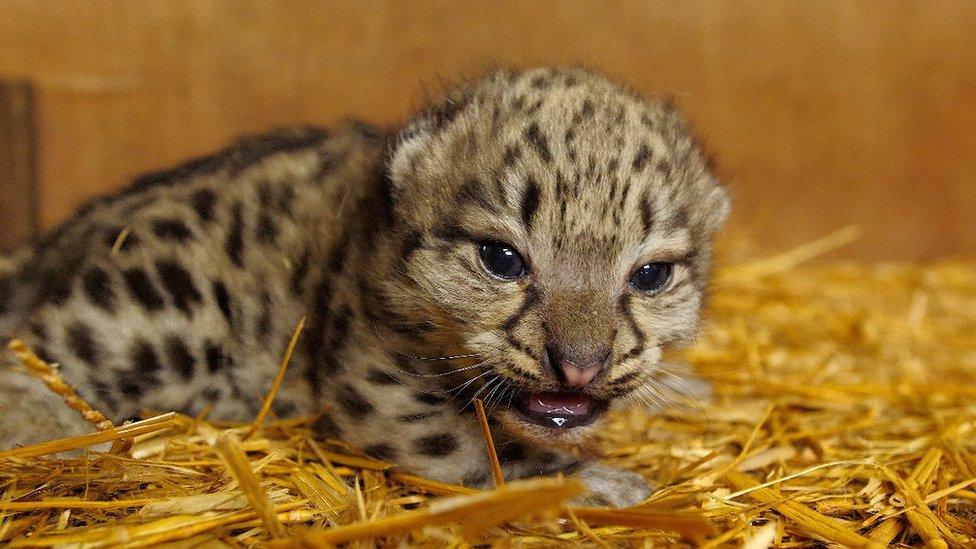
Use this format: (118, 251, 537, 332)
(510, 391, 609, 429)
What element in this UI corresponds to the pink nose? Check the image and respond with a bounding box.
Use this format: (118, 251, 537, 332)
(548, 345, 611, 387)
(559, 359, 604, 387)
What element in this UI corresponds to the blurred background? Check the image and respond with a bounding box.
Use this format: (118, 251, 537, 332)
(0, 1, 973, 260)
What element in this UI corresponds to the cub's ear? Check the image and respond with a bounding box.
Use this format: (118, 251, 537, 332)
(388, 85, 475, 188)
(699, 179, 732, 235)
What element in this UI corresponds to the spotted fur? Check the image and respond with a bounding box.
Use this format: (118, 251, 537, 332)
(0, 68, 728, 506)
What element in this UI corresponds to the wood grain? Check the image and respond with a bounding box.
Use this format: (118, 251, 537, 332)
(0, 79, 38, 253)
(0, 1, 973, 259)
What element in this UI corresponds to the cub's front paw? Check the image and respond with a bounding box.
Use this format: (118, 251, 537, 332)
(572, 462, 653, 508)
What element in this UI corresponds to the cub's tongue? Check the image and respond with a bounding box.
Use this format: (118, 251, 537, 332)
(514, 391, 605, 429)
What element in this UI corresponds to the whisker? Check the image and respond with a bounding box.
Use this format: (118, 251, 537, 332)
(490, 384, 517, 415)
(384, 360, 490, 379)
(631, 377, 703, 424)
(446, 369, 495, 395)
(465, 375, 500, 412)
(650, 366, 709, 418)
(378, 365, 493, 400)
(485, 378, 509, 412)
(369, 320, 481, 361)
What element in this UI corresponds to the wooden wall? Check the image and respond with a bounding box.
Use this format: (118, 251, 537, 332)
(0, 1, 974, 260)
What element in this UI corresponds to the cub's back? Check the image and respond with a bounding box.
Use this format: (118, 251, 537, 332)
(0, 124, 385, 444)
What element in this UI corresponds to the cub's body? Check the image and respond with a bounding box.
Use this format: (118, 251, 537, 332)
(0, 68, 729, 506)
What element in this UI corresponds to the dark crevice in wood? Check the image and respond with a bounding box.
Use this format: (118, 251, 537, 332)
(0, 80, 39, 253)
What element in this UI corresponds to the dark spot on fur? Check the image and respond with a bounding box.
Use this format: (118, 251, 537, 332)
(205, 342, 230, 373)
(431, 90, 471, 129)
(632, 144, 652, 172)
(123, 268, 165, 312)
(364, 443, 399, 461)
(190, 188, 218, 222)
(640, 195, 656, 236)
(564, 127, 576, 145)
(276, 185, 296, 215)
(129, 339, 162, 382)
(502, 144, 522, 168)
(256, 291, 273, 339)
(35, 268, 73, 306)
(497, 442, 528, 462)
(524, 122, 552, 163)
(367, 368, 400, 385)
(580, 99, 595, 119)
(28, 322, 47, 341)
(655, 159, 672, 179)
(312, 414, 343, 438)
(462, 470, 490, 487)
(457, 177, 498, 213)
(675, 206, 690, 228)
(156, 260, 202, 315)
(272, 400, 297, 416)
(327, 238, 349, 275)
(211, 280, 233, 325)
(226, 202, 245, 267)
(256, 181, 274, 207)
(413, 433, 460, 457)
(432, 223, 474, 243)
(117, 377, 143, 398)
(336, 383, 375, 420)
(511, 95, 526, 111)
(414, 392, 448, 406)
(399, 232, 423, 263)
(82, 267, 115, 312)
(165, 336, 196, 381)
(202, 387, 222, 402)
(67, 322, 99, 365)
(88, 377, 119, 413)
(302, 280, 332, 396)
(319, 305, 352, 374)
(520, 177, 541, 230)
(290, 251, 311, 296)
(151, 218, 194, 242)
(316, 147, 350, 181)
(255, 214, 278, 244)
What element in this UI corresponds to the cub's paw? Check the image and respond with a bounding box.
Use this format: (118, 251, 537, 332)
(572, 462, 653, 508)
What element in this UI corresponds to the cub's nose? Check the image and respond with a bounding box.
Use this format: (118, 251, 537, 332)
(547, 346, 611, 387)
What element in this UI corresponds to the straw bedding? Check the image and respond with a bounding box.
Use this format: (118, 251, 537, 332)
(1, 231, 975, 547)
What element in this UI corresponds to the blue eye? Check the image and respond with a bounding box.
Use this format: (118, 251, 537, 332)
(630, 262, 673, 294)
(479, 242, 527, 280)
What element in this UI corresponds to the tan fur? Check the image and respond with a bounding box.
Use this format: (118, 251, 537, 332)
(0, 68, 727, 506)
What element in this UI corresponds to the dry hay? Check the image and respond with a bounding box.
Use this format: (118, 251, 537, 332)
(1, 229, 975, 547)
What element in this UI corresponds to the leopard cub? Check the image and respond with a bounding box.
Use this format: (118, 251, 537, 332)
(0, 67, 729, 507)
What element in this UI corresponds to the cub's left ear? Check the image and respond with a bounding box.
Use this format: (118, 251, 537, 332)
(698, 179, 732, 234)
(388, 85, 474, 192)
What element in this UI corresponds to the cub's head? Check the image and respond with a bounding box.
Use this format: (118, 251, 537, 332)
(382, 67, 729, 442)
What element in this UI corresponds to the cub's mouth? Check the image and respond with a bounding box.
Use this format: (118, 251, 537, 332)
(509, 391, 609, 429)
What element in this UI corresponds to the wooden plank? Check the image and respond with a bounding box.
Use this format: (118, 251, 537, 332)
(1, 3, 975, 258)
(0, 80, 37, 253)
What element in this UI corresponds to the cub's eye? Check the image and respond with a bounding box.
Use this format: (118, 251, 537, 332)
(630, 262, 674, 294)
(479, 242, 527, 280)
